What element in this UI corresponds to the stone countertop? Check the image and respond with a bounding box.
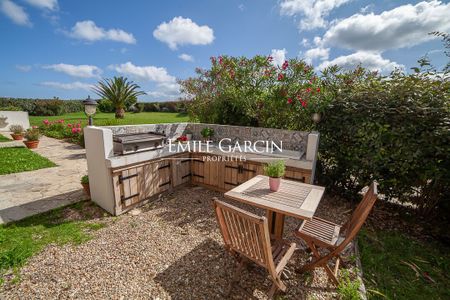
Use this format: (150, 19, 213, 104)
(106, 141, 313, 170)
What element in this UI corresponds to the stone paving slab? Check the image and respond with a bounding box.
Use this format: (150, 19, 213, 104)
(0, 135, 88, 224)
(0, 132, 24, 148)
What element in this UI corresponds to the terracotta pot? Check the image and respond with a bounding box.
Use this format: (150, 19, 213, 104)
(11, 133, 23, 140)
(269, 177, 281, 192)
(23, 140, 39, 149)
(81, 183, 91, 198)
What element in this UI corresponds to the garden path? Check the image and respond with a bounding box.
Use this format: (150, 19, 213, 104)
(0, 134, 88, 224)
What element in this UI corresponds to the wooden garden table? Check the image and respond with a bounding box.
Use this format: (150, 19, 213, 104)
(224, 175, 325, 239)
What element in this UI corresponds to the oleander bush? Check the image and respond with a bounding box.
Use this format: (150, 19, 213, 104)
(180, 54, 450, 221)
(39, 119, 84, 146)
(0, 98, 84, 116)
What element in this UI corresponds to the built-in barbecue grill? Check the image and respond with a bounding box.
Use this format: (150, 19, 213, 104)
(113, 132, 166, 155)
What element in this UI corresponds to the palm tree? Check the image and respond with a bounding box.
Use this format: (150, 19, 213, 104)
(93, 76, 146, 119)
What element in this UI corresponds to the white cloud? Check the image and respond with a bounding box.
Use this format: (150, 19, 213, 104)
(238, 4, 245, 11)
(43, 63, 102, 78)
(178, 53, 194, 62)
(15, 64, 31, 72)
(41, 81, 93, 91)
(68, 20, 136, 44)
(270, 48, 287, 67)
(0, 0, 31, 26)
(280, 0, 351, 30)
(323, 1, 450, 52)
(318, 51, 403, 73)
(301, 38, 310, 47)
(304, 47, 329, 63)
(109, 62, 175, 83)
(153, 16, 214, 50)
(24, 0, 58, 10)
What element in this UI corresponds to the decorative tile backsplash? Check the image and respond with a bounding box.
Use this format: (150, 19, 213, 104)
(104, 122, 311, 156)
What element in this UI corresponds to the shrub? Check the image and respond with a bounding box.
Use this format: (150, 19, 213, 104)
(97, 99, 115, 113)
(9, 124, 24, 134)
(134, 103, 144, 113)
(181, 54, 450, 220)
(142, 102, 160, 112)
(32, 100, 64, 116)
(264, 160, 286, 178)
(0, 98, 84, 115)
(0, 106, 21, 111)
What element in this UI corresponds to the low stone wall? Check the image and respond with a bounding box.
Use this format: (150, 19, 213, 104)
(0, 111, 30, 131)
(103, 123, 188, 141)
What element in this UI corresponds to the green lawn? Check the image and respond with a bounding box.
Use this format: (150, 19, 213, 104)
(0, 201, 106, 285)
(29, 111, 189, 127)
(0, 147, 56, 175)
(359, 229, 450, 299)
(0, 134, 10, 142)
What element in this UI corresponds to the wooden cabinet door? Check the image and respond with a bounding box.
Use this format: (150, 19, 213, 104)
(284, 168, 311, 183)
(222, 160, 263, 190)
(116, 167, 142, 209)
(191, 153, 205, 184)
(202, 154, 220, 187)
(171, 154, 191, 187)
(223, 160, 240, 190)
(157, 160, 172, 193)
(239, 161, 261, 183)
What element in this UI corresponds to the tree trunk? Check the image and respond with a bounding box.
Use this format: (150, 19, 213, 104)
(115, 107, 125, 119)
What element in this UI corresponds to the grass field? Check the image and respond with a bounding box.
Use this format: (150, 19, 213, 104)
(0, 201, 105, 285)
(0, 147, 56, 175)
(29, 111, 189, 127)
(359, 229, 450, 299)
(0, 134, 10, 142)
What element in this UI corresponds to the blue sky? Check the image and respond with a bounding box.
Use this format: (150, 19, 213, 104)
(0, 0, 449, 101)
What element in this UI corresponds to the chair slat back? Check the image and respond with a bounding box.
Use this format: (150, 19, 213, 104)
(340, 182, 378, 248)
(213, 200, 274, 270)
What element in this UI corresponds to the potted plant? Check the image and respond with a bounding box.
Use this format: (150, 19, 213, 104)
(23, 127, 41, 149)
(10, 124, 24, 140)
(201, 127, 214, 142)
(264, 160, 286, 192)
(81, 175, 90, 197)
(177, 135, 188, 143)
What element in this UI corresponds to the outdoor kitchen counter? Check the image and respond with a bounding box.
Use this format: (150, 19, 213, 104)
(106, 142, 313, 170)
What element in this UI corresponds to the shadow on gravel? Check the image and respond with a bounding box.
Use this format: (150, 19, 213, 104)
(154, 238, 270, 299)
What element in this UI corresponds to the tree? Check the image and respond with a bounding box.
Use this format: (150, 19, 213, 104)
(93, 77, 145, 119)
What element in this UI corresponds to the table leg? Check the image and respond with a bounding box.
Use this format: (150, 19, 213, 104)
(266, 210, 285, 239)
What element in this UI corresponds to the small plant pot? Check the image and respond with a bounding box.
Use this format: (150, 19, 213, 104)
(11, 134, 23, 140)
(81, 183, 91, 198)
(23, 140, 39, 149)
(269, 177, 281, 192)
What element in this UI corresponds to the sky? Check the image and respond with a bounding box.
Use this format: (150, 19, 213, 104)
(0, 0, 449, 101)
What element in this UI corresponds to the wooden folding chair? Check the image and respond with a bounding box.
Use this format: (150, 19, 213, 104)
(295, 182, 378, 285)
(213, 199, 296, 299)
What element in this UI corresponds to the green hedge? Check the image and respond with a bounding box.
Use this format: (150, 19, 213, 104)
(0, 98, 84, 116)
(180, 55, 450, 221)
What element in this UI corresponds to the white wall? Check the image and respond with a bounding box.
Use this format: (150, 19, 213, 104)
(84, 126, 116, 215)
(0, 111, 30, 131)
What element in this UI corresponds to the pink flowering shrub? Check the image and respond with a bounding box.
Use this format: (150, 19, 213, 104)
(39, 119, 84, 146)
(179, 55, 331, 129)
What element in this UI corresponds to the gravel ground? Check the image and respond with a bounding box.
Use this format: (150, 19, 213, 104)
(1, 185, 358, 299)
